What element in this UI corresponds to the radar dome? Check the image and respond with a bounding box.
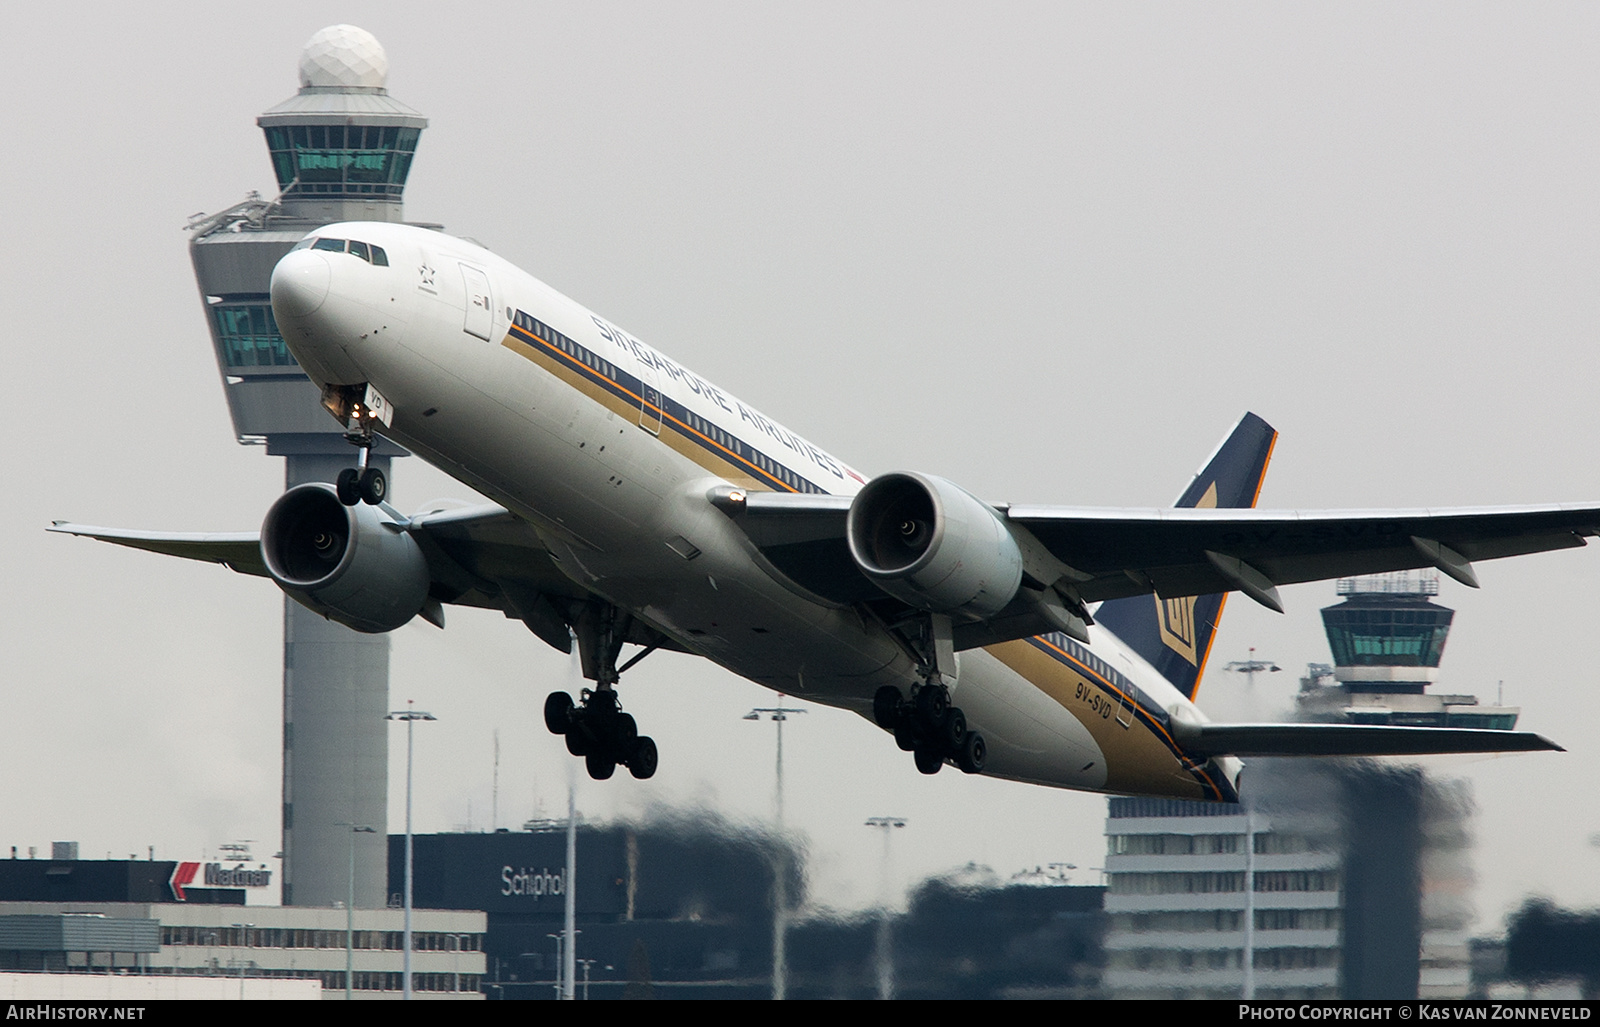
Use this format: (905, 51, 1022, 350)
(298, 25, 388, 90)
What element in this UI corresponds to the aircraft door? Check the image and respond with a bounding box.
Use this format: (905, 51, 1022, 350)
(460, 264, 493, 341)
(1112, 655, 1137, 728)
(638, 362, 663, 435)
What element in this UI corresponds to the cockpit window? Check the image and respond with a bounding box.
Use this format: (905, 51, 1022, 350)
(299, 236, 388, 266)
(290, 237, 314, 251)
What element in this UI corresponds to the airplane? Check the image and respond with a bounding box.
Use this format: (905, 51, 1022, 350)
(51, 221, 1600, 802)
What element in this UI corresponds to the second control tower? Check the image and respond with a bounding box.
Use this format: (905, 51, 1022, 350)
(1298, 571, 1519, 730)
(187, 25, 432, 907)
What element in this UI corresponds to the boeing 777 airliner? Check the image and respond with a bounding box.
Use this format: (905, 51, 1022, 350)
(53, 222, 1599, 800)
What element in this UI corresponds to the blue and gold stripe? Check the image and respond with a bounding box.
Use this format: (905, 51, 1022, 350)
(506, 311, 828, 496)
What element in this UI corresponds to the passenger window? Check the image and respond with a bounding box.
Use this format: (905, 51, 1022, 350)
(349, 241, 371, 262)
(312, 237, 346, 253)
(370, 245, 389, 266)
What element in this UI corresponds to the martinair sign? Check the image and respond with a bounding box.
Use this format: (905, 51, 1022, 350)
(169, 861, 273, 901)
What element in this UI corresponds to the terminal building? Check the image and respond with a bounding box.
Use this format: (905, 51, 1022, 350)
(0, 850, 483, 999)
(0, 825, 1104, 1000)
(1102, 572, 1502, 1000)
(386, 819, 1104, 1000)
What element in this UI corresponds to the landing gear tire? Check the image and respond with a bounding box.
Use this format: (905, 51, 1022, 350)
(565, 729, 590, 757)
(544, 692, 574, 735)
(873, 686, 903, 729)
(894, 721, 917, 752)
(358, 467, 386, 505)
(915, 684, 949, 726)
(336, 468, 361, 506)
(628, 736, 658, 780)
(585, 752, 615, 780)
(613, 712, 638, 753)
(913, 746, 944, 775)
(940, 708, 968, 752)
(956, 732, 987, 775)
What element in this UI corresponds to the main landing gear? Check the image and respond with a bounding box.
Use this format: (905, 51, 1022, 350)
(875, 682, 986, 775)
(873, 613, 986, 776)
(544, 689, 658, 781)
(542, 604, 660, 780)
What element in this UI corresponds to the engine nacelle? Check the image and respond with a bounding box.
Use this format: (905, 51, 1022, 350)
(260, 483, 431, 634)
(846, 471, 1023, 620)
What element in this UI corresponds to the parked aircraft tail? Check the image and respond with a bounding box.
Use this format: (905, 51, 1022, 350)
(1092, 412, 1278, 702)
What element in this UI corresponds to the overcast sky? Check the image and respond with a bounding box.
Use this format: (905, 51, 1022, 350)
(2, 2, 1598, 924)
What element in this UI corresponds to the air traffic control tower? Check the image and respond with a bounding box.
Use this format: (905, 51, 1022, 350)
(1298, 571, 1520, 729)
(186, 26, 431, 908)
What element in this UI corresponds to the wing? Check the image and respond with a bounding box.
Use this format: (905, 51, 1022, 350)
(1004, 502, 1600, 608)
(716, 493, 1600, 644)
(46, 523, 268, 575)
(49, 505, 602, 651)
(1174, 721, 1562, 758)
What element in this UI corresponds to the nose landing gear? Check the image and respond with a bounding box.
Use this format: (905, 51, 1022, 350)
(336, 436, 387, 507)
(321, 382, 393, 507)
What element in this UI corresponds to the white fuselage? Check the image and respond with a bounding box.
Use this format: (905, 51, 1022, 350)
(270, 222, 1239, 801)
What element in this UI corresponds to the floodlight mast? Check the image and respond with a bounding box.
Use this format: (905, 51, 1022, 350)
(386, 702, 436, 1000)
(865, 817, 906, 1001)
(336, 822, 376, 1000)
(744, 698, 806, 1000)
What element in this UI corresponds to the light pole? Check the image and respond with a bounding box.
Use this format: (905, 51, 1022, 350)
(576, 958, 599, 1000)
(744, 696, 806, 1000)
(547, 932, 564, 999)
(1242, 807, 1260, 1000)
(230, 922, 254, 1000)
(337, 822, 375, 1000)
(865, 817, 905, 1000)
(1047, 862, 1077, 882)
(386, 701, 436, 1000)
(1223, 648, 1281, 690)
(562, 763, 577, 1000)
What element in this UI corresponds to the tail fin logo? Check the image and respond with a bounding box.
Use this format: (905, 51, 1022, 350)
(1158, 596, 1200, 666)
(1157, 481, 1216, 667)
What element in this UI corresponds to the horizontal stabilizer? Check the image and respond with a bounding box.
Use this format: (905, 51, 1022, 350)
(48, 522, 267, 577)
(1175, 722, 1561, 758)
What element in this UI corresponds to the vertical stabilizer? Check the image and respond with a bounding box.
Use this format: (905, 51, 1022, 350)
(1092, 412, 1278, 702)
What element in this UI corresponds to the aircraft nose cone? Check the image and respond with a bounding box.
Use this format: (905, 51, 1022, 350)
(271, 251, 331, 318)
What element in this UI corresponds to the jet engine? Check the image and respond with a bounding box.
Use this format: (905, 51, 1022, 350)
(260, 483, 430, 633)
(846, 471, 1022, 620)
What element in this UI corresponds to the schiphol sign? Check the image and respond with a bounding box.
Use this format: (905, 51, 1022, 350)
(169, 861, 274, 900)
(501, 865, 564, 900)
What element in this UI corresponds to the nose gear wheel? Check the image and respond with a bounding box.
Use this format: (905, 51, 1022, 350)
(326, 383, 392, 507)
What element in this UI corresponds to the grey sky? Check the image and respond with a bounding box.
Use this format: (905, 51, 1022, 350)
(2, 2, 1597, 921)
